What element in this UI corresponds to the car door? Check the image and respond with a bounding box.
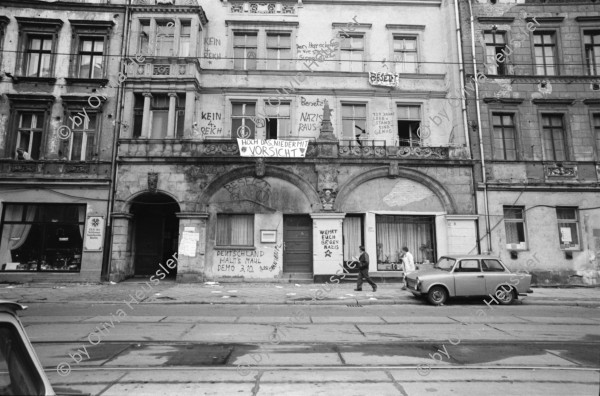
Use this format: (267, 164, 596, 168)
(482, 258, 510, 295)
(453, 259, 486, 296)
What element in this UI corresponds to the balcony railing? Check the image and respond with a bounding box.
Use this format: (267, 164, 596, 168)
(118, 138, 464, 160)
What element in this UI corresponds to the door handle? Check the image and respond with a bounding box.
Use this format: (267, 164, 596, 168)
(283, 242, 286, 251)
(477, 275, 484, 278)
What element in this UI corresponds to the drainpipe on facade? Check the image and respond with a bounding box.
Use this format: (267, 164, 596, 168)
(101, 0, 133, 281)
(453, 0, 470, 151)
(467, 0, 492, 252)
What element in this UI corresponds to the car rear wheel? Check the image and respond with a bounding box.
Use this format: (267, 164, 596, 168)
(427, 286, 448, 306)
(496, 286, 515, 305)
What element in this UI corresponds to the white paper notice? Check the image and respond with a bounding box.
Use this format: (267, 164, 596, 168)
(184, 227, 196, 232)
(560, 227, 572, 243)
(179, 231, 198, 257)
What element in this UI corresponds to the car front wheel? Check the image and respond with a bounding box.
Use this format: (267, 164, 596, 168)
(427, 286, 448, 306)
(496, 286, 515, 305)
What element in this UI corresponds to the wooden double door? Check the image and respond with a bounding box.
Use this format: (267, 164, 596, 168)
(283, 215, 313, 273)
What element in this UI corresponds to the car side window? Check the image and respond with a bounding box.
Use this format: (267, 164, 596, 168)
(482, 259, 505, 272)
(455, 259, 481, 272)
(0, 323, 45, 396)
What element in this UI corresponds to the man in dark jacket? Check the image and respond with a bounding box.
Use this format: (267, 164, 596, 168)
(355, 245, 377, 292)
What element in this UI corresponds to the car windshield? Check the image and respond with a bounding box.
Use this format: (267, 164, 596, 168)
(434, 257, 456, 271)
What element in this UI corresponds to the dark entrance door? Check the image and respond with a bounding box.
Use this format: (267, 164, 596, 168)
(283, 215, 313, 273)
(130, 194, 179, 277)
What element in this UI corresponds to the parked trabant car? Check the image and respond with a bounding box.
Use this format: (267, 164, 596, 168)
(405, 255, 533, 306)
(0, 300, 87, 396)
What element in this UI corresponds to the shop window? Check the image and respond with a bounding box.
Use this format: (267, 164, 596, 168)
(265, 102, 290, 139)
(503, 206, 527, 249)
(59, 111, 96, 161)
(541, 114, 567, 161)
(375, 215, 435, 271)
(492, 113, 516, 160)
(231, 102, 256, 139)
(483, 31, 507, 76)
(393, 36, 418, 74)
(397, 105, 421, 147)
(15, 112, 44, 160)
(534, 32, 557, 76)
(584, 30, 600, 76)
(0, 204, 85, 272)
(266, 32, 291, 70)
(343, 215, 363, 264)
(340, 34, 364, 72)
(341, 103, 367, 145)
(216, 214, 254, 247)
(233, 32, 258, 70)
(556, 207, 580, 250)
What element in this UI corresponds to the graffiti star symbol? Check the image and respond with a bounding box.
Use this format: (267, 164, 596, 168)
(325, 250, 332, 257)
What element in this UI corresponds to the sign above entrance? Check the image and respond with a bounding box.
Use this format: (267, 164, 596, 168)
(84, 216, 104, 251)
(237, 139, 309, 158)
(368, 72, 400, 87)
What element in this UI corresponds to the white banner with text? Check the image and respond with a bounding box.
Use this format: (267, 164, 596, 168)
(237, 139, 309, 158)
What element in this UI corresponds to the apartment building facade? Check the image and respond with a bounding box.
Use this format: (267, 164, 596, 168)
(460, 0, 600, 285)
(109, 0, 478, 283)
(0, 0, 128, 282)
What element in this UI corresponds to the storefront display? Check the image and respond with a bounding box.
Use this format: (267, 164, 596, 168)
(0, 204, 86, 272)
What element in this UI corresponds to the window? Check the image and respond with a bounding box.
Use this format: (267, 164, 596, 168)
(556, 207, 580, 250)
(492, 113, 516, 160)
(232, 102, 256, 139)
(265, 102, 291, 139)
(482, 259, 506, 272)
(341, 104, 367, 144)
(132, 94, 184, 138)
(266, 33, 291, 70)
(77, 38, 104, 78)
(139, 20, 150, 55)
(25, 36, 52, 77)
(542, 114, 567, 161)
(155, 20, 175, 56)
(584, 31, 600, 76)
(534, 32, 557, 75)
(179, 21, 191, 57)
(0, 204, 85, 272)
(393, 36, 418, 73)
(397, 105, 421, 147)
(594, 114, 600, 154)
(375, 215, 436, 271)
(484, 31, 507, 75)
(133, 95, 144, 138)
(59, 111, 96, 161)
(340, 34, 364, 72)
(234, 32, 258, 70)
(216, 214, 254, 247)
(15, 112, 44, 160)
(455, 259, 481, 272)
(150, 95, 169, 138)
(504, 206, 527, 248)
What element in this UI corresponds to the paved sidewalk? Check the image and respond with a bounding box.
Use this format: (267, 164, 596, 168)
(1, 280, 600, 306)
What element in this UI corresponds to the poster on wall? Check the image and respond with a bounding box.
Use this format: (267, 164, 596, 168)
(179, 230, 198, 257)
(560, 227, 572, 243)
(237, 139, 309, 158)
(84, 216, 104, 251)
(368, 72, 400, 87)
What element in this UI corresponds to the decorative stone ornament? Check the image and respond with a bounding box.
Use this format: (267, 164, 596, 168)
(148, 172, 158, 193)
(256, 158, 266, 178)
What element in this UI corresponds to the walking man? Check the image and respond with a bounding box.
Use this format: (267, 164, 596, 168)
(401, 246, 415, 290)
(355, 246, 377, 292)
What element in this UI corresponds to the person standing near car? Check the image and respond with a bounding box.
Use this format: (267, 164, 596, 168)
(355, 245, 377, 292)
(401, 246, 415, 290)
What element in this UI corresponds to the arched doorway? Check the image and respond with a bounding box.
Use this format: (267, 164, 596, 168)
(130, 193, 180, 277)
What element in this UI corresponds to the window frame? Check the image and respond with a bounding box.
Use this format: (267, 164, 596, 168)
(556, 207, 580, 251)
(583, 30, 600, 76)
(491, 112, 518, 161)
(393, 35, 419, 74)
(503, 206, 528, 250)
(15, 17, 63, 80)
(230, 101, 257, 139)
(5, 95, 54, 160)
(264, 101, 291, 139)
(339, 33, 365, 73)
(533, 30, 559, 76)
(216, 214, 254, 248)
(60, 109, 98, 161)
(340, 102, 368, 144)
(76, 37, 105, 79)
(396, 104, 421, 147)
(233, 30, 259, 71)
(592, 112, 600, 161)
(483, 30, 508, 76)
(69, 20, 113, 80)
(540, 113, 569, 161)
(266, 31, 292, 71)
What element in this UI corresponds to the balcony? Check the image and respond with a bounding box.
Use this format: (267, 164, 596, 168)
(0, 160, 111, 180)
(118, 139, 467, 161)
(128, 57, 200, 81)
(132, 0, 199, 5)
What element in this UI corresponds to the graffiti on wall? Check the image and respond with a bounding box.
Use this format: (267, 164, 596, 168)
(298, 96, 327, 134)
(223, 177, 272, 205)
(216, 249, 265, 273)
(203, 37, 222, 60)
(200, 111, 223, 136)
(259, 243, 282, 272)
(371, 112, 394, 136)
(320, 229, 340, 257)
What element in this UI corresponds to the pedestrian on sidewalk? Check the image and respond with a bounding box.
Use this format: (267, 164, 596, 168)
(355, 246, 377, 292)
(401, 246, 415, 290)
